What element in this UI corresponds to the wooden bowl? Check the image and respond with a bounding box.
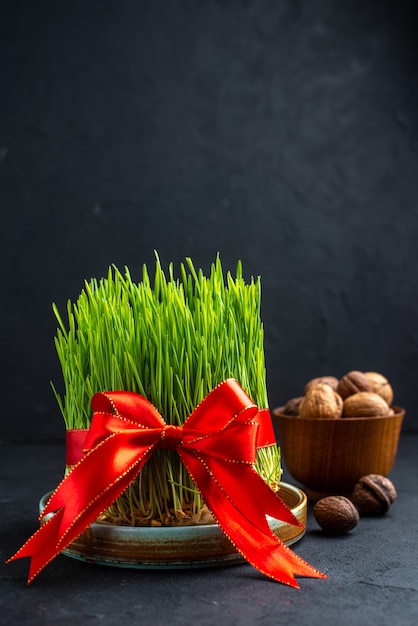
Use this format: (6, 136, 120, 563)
(273, 407, 404, 497)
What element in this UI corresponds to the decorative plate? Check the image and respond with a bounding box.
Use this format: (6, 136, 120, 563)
(39, 482, 307, 569)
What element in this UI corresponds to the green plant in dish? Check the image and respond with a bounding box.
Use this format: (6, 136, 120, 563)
(52, 254, 281, 526)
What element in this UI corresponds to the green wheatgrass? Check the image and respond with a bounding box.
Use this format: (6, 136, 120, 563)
(52, 254, 281, 526)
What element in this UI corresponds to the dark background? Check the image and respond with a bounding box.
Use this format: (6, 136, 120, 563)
(1, 0, 418, 440)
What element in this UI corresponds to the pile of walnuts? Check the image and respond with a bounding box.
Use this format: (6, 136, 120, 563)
(282, 370, 394, 419)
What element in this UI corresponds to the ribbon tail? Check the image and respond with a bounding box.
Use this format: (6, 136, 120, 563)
(206, 482, 325, 587)
(7, 509, 65, 584)
(182, 453, 326, 588)
(8, 435, 157, 584)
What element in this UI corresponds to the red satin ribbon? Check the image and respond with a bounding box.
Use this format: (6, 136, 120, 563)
(8, 379, 326, 587)
(65, 407, 276, 465)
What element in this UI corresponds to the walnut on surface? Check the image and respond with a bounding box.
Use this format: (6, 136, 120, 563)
(363, 371, 394, 406)
(337, 370, 372, 399)
(342, 391, 390, 417)
(313, 496, 360, 535)
(299, 383, 343, 419)
(351, 474, 397, 515)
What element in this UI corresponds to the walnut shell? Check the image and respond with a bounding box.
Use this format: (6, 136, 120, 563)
(313, 496, 359, 535)
(282, 396, 303, 416)
(303, 376, 339, 394)
(342, 392, 390, 417)
(337, 370, 372, 399)
(363, 371, 394, 406)
(351, 474, 397, 515)
(299, 383, 343, 419)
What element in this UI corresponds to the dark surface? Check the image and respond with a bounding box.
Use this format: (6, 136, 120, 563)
(1, 434, 417, 625)
(2, 0, 418, 438)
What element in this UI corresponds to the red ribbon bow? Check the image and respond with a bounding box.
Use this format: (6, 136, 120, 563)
(8, 379, 325, 587)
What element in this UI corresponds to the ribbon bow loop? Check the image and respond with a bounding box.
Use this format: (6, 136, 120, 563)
(7, 378, 326, 588)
